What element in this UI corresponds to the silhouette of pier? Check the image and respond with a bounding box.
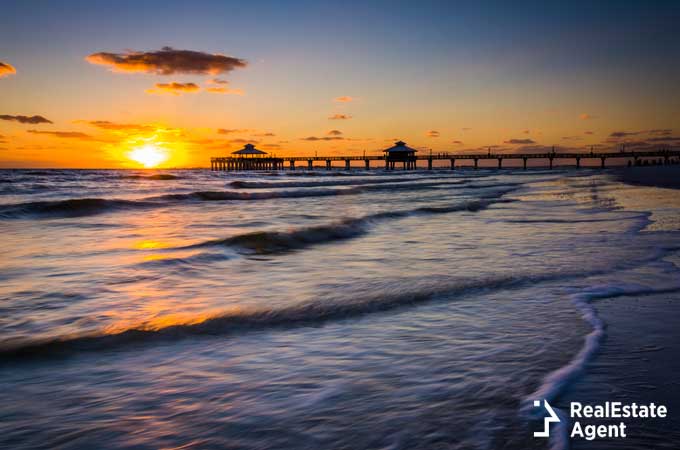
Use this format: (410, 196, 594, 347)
(211, 142, 680, 171)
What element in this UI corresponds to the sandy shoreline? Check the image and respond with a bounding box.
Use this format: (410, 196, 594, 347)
(613, 165, 680, 190)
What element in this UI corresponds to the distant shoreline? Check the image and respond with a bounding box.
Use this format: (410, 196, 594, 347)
(614, 165, 680, 190)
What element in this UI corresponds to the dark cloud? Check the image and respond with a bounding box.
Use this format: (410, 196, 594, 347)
(329, 114, 352, 120)
(207, 78, 229, 85)
(301, 136, 344, 141)
(452, 140, 464, 145)
(0, 114, 53, 124)
(327, 130, 343, 136)
(27, 130, 94, 139)
(647, 129, 673, 136)
(504, 138, 536, 145)
(75, 120, 154, 131)
(86, 47, 247, 75)
(426, 130, 440, 138)
(609, 131, 641, 138)
(145, 82, 200, 95)
(0, 61, 16, 78)
(647, 136, 680, 142)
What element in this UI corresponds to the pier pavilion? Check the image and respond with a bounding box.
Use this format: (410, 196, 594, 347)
(210, 143, 284, 171)
(384, 140, 418, 170)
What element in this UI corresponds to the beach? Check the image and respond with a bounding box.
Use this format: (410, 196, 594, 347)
(1, 166, 679, 449)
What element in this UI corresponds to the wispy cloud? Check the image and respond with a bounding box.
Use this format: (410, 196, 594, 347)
(648, 129, 673, 136)
(74, 120, 154, 131)
(301, 136, 344, 141)
(452, 140, 463, 145)
(27, 130, 94, 140)
(579, 113, 597, 120)
(205, 86, 244, 95)
(217, 128, 251, 135)
(327, 130, 343, 136)
(329, 114, 352, 120)
(426, 130, 440, 138)
(207, 78, 229, 85)
(145, 82, 201, 95)
(86, 47, 247, 75)
(334, 96, 354, 103)
(0, 61, 16, 78)
(0, 114, 52, 124)
(504, 138, 536, 144)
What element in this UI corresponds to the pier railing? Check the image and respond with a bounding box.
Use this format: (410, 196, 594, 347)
(211, 149, 680, 171)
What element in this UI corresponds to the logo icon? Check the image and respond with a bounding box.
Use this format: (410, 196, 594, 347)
(533, 399, 560, 437)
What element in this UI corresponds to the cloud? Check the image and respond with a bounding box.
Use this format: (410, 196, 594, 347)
(426, 130, 440, 138)
(562, 136, 582, 141)
(253, 132, 276, 137)
(609, 131, 641, 138)
(327, 129, 343, 136)
(0, 61, 16, 78)
(584, 131, 594, 135)
(145, 82, 200, 95)
(461, 127, 472, 131)
(0, 114, 53, 124)
(205, 86, 244, 95)
(75, 120, 154, 131)
(647, 136, 680, 142)
(86, 47, 247, 75)
(27, 130, 94, 139)
(504, 138, 536, 144)
(334, 96, 354, 103)
(217, 128, 250, 135)
(522, 129, 530, 134)
(329, 114, 352, 120)
(228, 138, 259, 144)
(452, 140, 464, 145)
(301, 136, 344, 141)
(207, 78, 229, 85)
(648, 129, 673, 136)
(579, 113, 596, 120)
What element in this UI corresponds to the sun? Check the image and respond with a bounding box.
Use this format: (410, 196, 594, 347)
(127, 144, 168, 168)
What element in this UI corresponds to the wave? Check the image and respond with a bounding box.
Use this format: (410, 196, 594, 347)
(522, 280, 680, 450)
(151, 187, 360, 202)
(228, 176, 462, 189)
(0, 272, 601, 361)
(186, 197, 513, 254)
(0, 198, 155, 219)
(121, 174, 180, 180)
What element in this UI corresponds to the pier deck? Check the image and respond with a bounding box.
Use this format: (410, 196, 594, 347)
(211, 149, 680, 171)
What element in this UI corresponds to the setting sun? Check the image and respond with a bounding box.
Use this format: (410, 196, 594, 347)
(127, 144, 168, 168)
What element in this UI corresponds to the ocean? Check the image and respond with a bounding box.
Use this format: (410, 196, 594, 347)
(1, 167, 679, 450)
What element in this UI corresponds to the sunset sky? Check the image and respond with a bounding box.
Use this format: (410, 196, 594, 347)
(1, 0, 679, 168)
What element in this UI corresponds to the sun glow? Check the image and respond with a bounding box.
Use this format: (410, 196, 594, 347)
(127, 144, 168, 168)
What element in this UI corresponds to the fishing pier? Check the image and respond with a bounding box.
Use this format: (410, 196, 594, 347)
(211, 141, 680, 171)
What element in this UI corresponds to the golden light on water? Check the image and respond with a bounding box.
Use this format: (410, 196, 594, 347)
(127, 144, 168, 168)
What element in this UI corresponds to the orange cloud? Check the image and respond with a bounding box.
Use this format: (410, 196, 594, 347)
(452, 140, 463, 145)
(0, 114, 52, 124)
(86, 47, 247, 75)
(0, 61, 16, 78)
(426, 130, 440, 138)
(334, 96, 354, 102)
(327, 130, 343, 136)
(329, 114, 352, 120)
(145, 82, 200, 95)
(27, 130, 94, 139)
(205, 87, 244, 95)
(579, 113, 596, 120)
